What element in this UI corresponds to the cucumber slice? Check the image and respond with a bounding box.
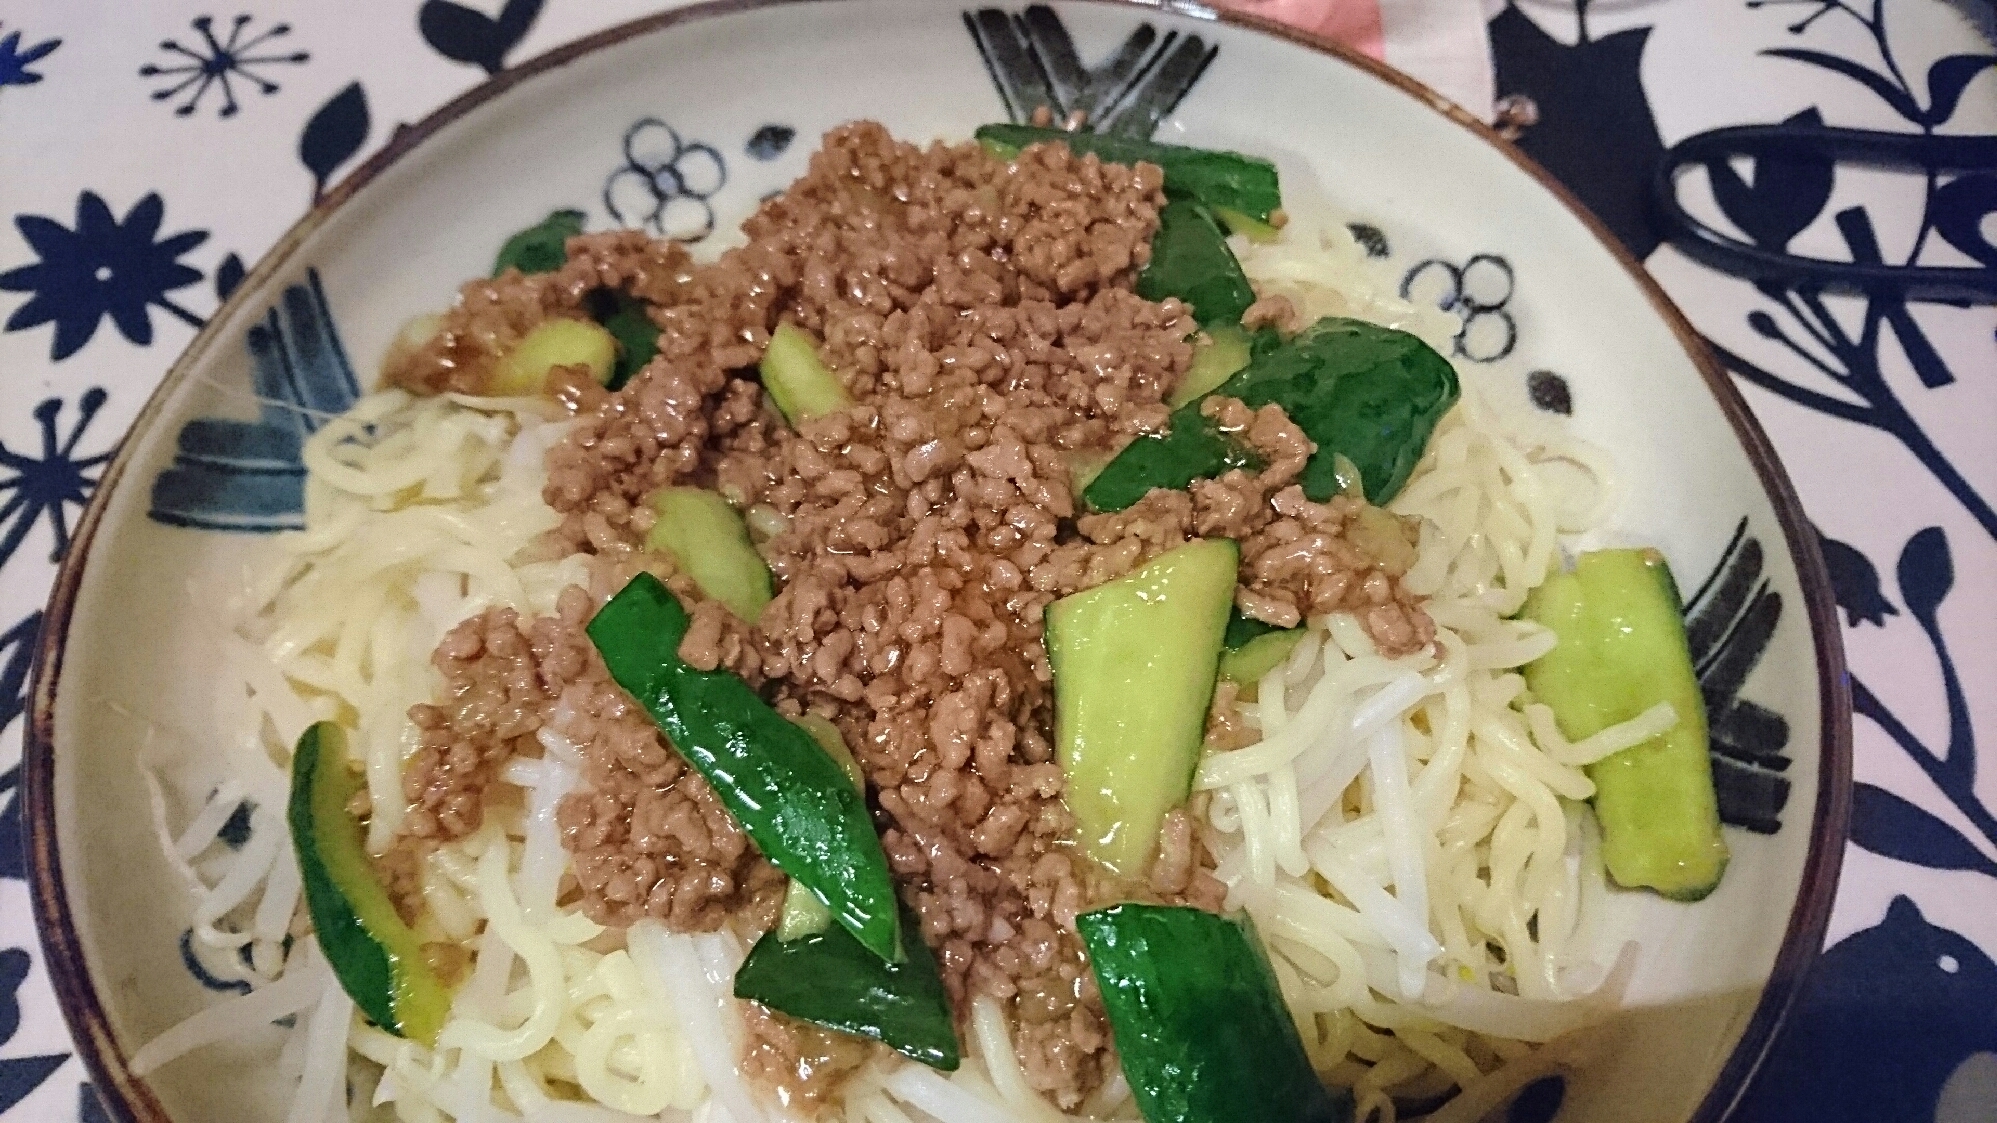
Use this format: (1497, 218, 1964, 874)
(491, 318, 617, 396)
(1135, 199, 1256, 328)
(289, 722, 452, 1044)
(760, 323, 851, 425)
(1170, 325, 1254, 408)
(589, 574, 904, 962)
(735, 904, 959, 1070)
(1079, 904, 1351, 1123)
(646, 488, 773, 623)
(1213, 206, 1283, 244)
(1522, 548, 1729, 901)
(776, 715, 864, 942)
(1218, 629, 1306, 689)
(1045, 538, 1238, 875)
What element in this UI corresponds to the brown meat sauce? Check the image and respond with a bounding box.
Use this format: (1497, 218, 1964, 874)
(389, 123, 1434, 1112)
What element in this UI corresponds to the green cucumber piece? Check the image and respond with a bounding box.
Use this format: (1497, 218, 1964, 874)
(493, 213, 659, 389)
(1080, 413, 1260, 514)
(735, 905, 959, 1070)
(491, 319, 617, 396)
(645, 488, 773, 623)
(760, 323, 852, 425)
(1522, 549, 1729, 901)
(289, 723, 452, 1044)
(1084, 317, 1458, 512)
(1223, 611, 1287, 651)
(776, 715, 863, 942)
(585, 289, 659, 389)
(1046, 538, 1237, 875)
(1171, 325, 1254, 408)
(1213, 206, 1282, 243)
(588, 574, 903, 961)
(1219, 629, 1306, 688)
(493, 209, 584, 276)
(1136, 200, 1256, 328)
(1078, 904, 1351, 1123)
(973, 125, 1282, 223)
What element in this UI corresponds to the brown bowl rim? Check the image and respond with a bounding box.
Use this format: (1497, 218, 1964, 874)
(23, 2, 1853, 1120)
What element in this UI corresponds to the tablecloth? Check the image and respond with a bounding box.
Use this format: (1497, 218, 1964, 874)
(0, 1, 1992, 1121)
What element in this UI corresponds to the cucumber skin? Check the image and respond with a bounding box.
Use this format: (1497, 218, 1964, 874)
(289, 723, 451, 1043)
(1045, 539, 1238, 876)
(1170, 325, 1254, 409)
(1136, 199, 1256, 328)
(1523, 550, 1729, 902)
(589, 574, 904, 962)
(972, 125, 1282, 223)
(735, 904, 960, 1070)
(1084, 318, 1458, 514)
(1079, 905, 1352, 1123)
(646, 488, 773, 623)
(1218, 629, 1306, 690)
(760, 323, 851, 425)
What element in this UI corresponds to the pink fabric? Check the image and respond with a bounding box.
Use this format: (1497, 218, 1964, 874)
(1210, 0, 1388, 60)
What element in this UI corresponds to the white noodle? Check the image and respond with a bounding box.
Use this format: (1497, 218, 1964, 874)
(130, 948, 327, 1075)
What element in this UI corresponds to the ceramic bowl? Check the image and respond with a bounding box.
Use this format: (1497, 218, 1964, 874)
(25, 1, 1851, 1121)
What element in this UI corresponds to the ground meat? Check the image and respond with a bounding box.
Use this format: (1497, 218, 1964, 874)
(395, 581, 783, 931)
(390, 121, 1438, 1112)
(1149, 807, 1227, 910)
(382, 232, 695, 396)
(540, 585, 785, 931)
(742, 1005, 881, 1115)
(1241, 292, 1304, 334)
(400, 606, 583, 842)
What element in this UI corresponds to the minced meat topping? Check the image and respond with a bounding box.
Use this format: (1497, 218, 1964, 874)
(390, 122, 1433, 1111)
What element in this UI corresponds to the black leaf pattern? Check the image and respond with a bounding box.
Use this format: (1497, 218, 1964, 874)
(419, 0, 544, 76)
(213, 252, 246, 302)
(1762, 47, 1923, 120)
(1898, 525, 1954, 620)
(1707, 107, 1834, 250)
(1851, 783, 1997, 877)
(746, 124, 795, 161)
(1918, 54, 1996, 128)
(1930, 172, 1997, 268)
(1816, 527, 1897, 627)
(964, 5, 1214, 138)
(299, 81, 369, 202)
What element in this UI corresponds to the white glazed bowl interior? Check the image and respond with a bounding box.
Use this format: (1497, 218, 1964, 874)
(28, 3, 1847, 1122)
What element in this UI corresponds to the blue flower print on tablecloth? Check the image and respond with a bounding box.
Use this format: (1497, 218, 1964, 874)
(419, 0, 544, 76)
(0, 25, 59, 93)
(0, 192, 207, 361)
(0, 389, 111, 567)
(0, 943, 64, 1112)
(139, 15, 309, 119)
(1737, 895, 1997, 1123)
(604, 119, 726, 242)
(1655, 2, 1997, 541)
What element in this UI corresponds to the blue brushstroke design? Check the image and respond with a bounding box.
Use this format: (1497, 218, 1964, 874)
(176, 930, 252, 996)
(964, 5, 1215, 138)
(148, 267, 358, 532)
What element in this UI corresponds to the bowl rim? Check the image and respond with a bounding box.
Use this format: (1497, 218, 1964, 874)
(23, 2, 1853, 1120)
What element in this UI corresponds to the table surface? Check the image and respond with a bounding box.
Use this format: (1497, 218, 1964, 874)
(0, 1, 1992, 1121)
